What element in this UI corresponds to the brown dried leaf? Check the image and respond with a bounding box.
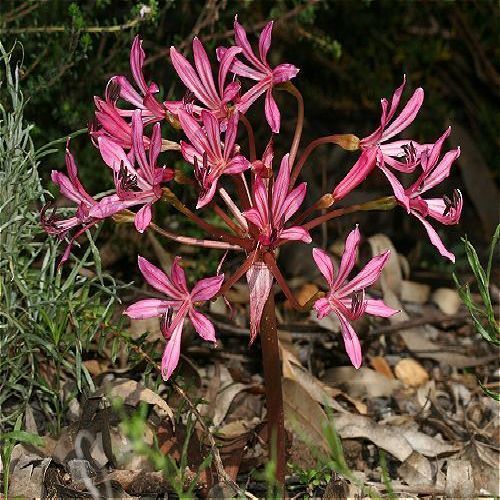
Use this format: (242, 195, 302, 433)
(445, 460, 475, 497)
(394, 359, 429, 387)
(369, 356, 395, 380)
(282, 378, 330, 454)
(333, 414, 458, 462)
(397, 451, 433, 486)
(280, 341, 350, 413)
(102, 379, 174, 423)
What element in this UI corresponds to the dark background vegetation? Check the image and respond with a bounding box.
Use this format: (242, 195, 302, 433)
(1, 0, 498, 269)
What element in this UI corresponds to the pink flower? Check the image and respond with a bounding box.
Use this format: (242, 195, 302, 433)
(169, 38, 242, 121)
(109, 36, 166, 123)
(41, 142, 100, 264)
(178, 109, 250, 208)
(218, 17, 299, 133)
(312, 227, 398, 368)
(124, 256, 224, 380)
(90, 110, 174, 232)
(332, 77, 425, 202)
(92, 96, 135, 149)
(244, 154, 311, 248)
(379, 128, 462, 262)
(361, 76, 425, 172)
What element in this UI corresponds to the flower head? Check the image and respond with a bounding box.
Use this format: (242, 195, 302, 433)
(169, 38, 242, 121)
(332, 77, 425, 202)
(178, 109, 250, 208)
(244, 154, 311, 248)
(125, 256, 224, 380)
(90, 111, 174, 232)
(218, 17, 299, 133)
(41, 142, 100, 264)
(361, 76, 425, 172)
(312, 227, 398, 368)
(109, 36, 166, 123)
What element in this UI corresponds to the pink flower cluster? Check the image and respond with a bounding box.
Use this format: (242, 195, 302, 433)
(43, 17, 462, 378)
(333, 77, 462, 262)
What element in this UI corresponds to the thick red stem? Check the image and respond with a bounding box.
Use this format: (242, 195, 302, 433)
(260, 291, 286, 487)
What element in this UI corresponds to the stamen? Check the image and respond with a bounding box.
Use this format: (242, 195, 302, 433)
(401, 142, 417, 164)
(118, 161, 139, 192)
(182, 90, 196, 114)
(160, 308, 174, 337)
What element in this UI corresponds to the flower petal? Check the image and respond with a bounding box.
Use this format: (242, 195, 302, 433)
(413, 212, 455, 262)
(332, 148, 377, 202)
(381, 87, 424, 142)
(258, 21, 273, 64)
(333, 227, 361, 289)
(313, 297, 332, 319)
(124, 299, 171, 319)
(279, 226, 312, 243)
(171, 256, 188, 293)
(272, 154, 291, 219)
(272, 63, 299, 84)
(161, 317, 184, 380)
(312, 248, 335, 286)
(191, 274, 225, 301)
(340, 251, 391, 295)
(234, 16, 265, 71)
(138, 255, 183, 299)
(170, 46, 212, 107)
(337, 313, 362, 369)
(134, 203, 152, 233)
(192, 37, 219, 105)
(189, 308, 216, 341)
(364, 299, 399, 318)
(264, 88, 280, 133)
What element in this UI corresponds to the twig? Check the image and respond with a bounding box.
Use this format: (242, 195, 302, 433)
(0, 17, 143, 35)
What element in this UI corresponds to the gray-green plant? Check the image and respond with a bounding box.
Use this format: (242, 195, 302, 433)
(0, 41, 120, 492)
(454, 225, 500, 399)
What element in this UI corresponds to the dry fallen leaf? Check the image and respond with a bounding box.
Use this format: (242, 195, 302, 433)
(367, 235, 495, 367)
(212, 383, 249, 428)
(323, 367, 401, 399)
(282, 378, 331, 454)
(333, 414, 458, 462)
(445, 460, 475, 497)
(397, 451, 433, 486)
(8, 454, 51, 498)
(285, 283, 318, 309)
(280, 341, 351, 413)
(101, 379, 174, 423)
(369, 356, 395, 380)
(394, 359, 429, 387)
